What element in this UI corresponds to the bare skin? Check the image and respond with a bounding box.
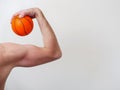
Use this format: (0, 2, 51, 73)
(0, 8, 62, 90)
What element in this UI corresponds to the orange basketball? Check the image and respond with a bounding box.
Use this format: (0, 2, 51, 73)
(11, 15, 33, 36)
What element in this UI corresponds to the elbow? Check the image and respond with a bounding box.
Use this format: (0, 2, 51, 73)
(48, 49, 62, 60)
(55, 50, 62, 59)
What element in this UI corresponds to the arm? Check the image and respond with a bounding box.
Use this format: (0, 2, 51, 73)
(13, 8, 62, 67)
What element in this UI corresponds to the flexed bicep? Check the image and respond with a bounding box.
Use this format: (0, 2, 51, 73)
(17, 45, 58, 67)
(0, 43, 27, 66)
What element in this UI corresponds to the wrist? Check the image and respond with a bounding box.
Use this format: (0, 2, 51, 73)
(34, 8, 43, 18)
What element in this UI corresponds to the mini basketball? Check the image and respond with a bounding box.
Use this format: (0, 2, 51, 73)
(11, 15, 33, 36)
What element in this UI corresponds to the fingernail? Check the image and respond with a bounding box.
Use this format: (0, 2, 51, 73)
(19, 15, 23, 18)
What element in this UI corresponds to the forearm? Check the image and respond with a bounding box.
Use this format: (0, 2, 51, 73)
(35, 9, 61, 55)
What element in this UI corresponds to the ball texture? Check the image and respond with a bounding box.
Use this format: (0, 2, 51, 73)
(11, 15, 33, 36)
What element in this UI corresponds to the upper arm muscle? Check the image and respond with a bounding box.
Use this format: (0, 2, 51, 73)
(17, 45, 54, 67)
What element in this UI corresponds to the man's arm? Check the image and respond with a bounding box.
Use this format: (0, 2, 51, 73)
(13, 8, 62, 67)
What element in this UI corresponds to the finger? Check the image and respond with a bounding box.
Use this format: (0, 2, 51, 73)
(10, 11, 22, 23)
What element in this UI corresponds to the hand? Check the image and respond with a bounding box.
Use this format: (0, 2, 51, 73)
(11, 8, 42, 21)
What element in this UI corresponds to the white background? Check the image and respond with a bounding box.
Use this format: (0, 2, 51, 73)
(0, 0, 120, 90)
